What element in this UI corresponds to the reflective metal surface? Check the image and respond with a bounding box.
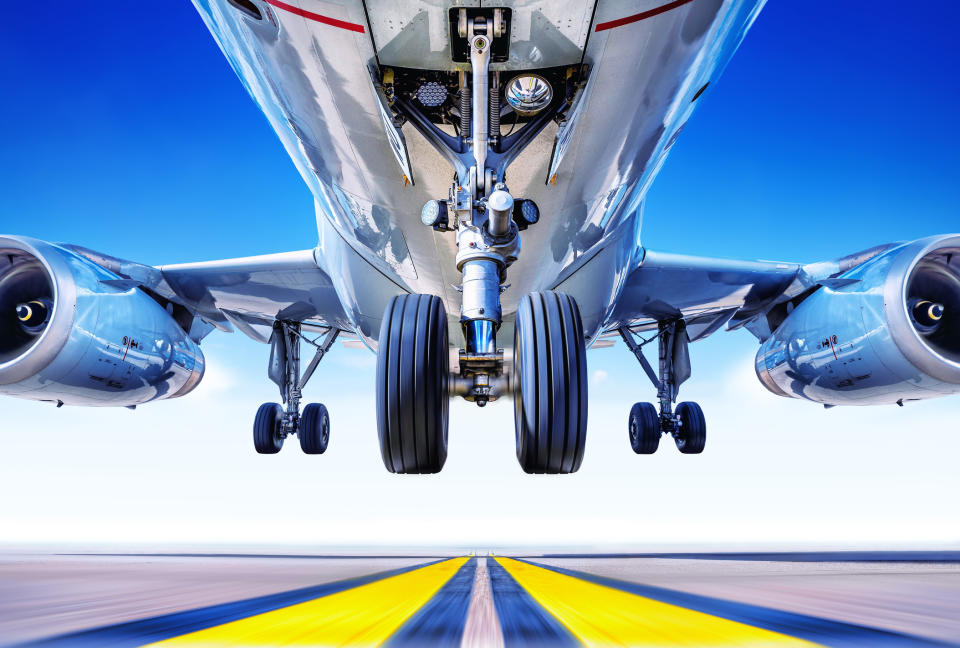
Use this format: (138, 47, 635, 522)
(755, 236, 960, 405)
(0, 237, 204, 406)
(364, 0, 595, 71)
(505, 74, 552, 115)
(191, 0, 767, 347)
(8, 0, 959, 414)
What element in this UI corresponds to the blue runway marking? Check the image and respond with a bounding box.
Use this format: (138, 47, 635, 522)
(520, 559, 953, 647)
(383, 556, 477, 647)
(487, 558, 579, 648)
(19, 559, 446, 648)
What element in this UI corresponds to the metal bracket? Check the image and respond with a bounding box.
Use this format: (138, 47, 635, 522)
(453, 349, 506, 406)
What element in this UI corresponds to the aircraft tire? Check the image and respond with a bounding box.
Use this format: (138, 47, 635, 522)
(513, 291, 588, 474)
(376, 294, 449, 474)
(629, 402, 660, 454)
(299, 403, 330, 454)
(675, 401, 706, 454)
(253, 402, 284, 454)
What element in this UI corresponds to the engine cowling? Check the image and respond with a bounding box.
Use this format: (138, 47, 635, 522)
(756, 235, 960, 405)
(0, 236, 204, 407)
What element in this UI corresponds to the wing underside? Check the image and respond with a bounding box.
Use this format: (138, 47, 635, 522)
(66, 245, 352, 343)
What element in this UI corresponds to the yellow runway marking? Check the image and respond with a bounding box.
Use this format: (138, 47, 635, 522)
(150, 557, 469, 647)
(494, 557, 820, 647)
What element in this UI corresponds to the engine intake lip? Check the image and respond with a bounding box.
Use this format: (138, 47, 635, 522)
(0, 237, 77, 386)
(884, 234, 960, 385)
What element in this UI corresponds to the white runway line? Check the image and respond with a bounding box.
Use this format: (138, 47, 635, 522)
(461, 557, 504, 648)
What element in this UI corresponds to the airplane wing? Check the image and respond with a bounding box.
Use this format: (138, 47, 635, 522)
(605, 244, 897, 344)
(65, 245, 352, 344)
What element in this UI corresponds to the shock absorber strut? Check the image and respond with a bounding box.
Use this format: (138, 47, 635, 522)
(414, 9, 543, 406)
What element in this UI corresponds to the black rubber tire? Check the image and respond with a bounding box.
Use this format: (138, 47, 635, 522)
(675, 401, 706, 454)
(629, 402, 660, 454)
(299, 403, 330, 454)
(376, 294, 449, 474)
(253, 402, 283, 454)
(513, 291, 588, 474)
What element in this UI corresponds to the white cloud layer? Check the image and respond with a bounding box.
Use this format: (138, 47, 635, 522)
(1, 331, 958, 549)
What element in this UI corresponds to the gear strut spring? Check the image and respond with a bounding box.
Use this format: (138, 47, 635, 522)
(459, 86, 471, 139)
(489, 85, 501, 142)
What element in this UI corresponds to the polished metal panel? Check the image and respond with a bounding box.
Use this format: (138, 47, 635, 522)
(193, 0, 766, 344)
(161, 248, 352, 335)
(364, 0, 595, 70)
(609, 248, 800, 334)
(0, 237, 204, 406)
(755, 236, 960, 405)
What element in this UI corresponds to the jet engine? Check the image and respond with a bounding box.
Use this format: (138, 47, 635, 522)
(755, 235, 960, 405)
(0, 236, 204, 407)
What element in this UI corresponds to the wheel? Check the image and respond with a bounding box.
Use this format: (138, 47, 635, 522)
(376, 294, 449, 474)
(628, 402, 660, 454)
(675, 401, 706, 454)
(299, 403, 330, 454)
(513, 291, 588, 474)
(253, 402, 283, 454)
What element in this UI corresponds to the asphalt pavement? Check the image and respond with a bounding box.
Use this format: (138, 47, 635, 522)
(1, 551, 957, 646)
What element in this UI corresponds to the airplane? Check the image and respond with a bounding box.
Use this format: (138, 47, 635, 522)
(1, 0, 958, 474)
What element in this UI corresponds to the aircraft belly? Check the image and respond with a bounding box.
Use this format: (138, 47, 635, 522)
(195, 0, 765, 340)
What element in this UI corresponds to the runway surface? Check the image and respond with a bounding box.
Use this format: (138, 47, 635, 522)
(1, 552, 958, 646)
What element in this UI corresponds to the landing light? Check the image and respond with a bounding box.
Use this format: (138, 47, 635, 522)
(421, 199, 449, 231)
(505, 75, 552, 116)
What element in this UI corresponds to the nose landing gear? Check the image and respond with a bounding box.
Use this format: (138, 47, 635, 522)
(373, 9, 585, 474)
(619, 321, 706, 455)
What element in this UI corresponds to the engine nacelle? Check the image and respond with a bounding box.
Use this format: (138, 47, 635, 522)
(756, 235, 960, 405)
(0, 236, 204, 407)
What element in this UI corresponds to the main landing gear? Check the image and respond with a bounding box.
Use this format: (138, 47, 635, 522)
(253, 322, 339, 455)
(619, 321, 706, 455)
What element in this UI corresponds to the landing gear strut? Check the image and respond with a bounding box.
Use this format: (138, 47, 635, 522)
(253, 322, 339, 455)
(619, 321, 706, 454)
(377, 9, 583, 473)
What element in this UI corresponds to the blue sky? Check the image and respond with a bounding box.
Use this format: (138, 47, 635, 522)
(0, 1, 958, 548)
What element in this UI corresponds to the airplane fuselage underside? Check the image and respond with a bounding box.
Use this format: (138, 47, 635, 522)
(194, 0, 765, 347)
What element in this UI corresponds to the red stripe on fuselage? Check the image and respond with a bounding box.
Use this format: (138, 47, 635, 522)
(262, 0, 365, 33)
(595, 0, 696, 31)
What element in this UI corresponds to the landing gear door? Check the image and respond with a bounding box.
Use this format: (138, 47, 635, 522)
(370, 67, 415, 186)
(268, 325, 286, 390)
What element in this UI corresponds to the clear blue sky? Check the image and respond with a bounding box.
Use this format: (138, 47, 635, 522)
(0, 2, 958, 548)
